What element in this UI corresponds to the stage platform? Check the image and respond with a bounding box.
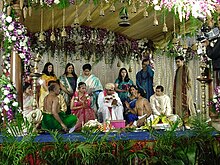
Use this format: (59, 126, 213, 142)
(0, 130, 199, 143)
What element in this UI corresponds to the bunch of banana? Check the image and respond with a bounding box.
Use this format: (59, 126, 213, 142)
(140, 122, 150, 130)
(161, 116, 170, 124)
(152, 116, 161, 125)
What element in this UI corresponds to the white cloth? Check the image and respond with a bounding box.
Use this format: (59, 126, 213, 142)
(150, 94, 172, 116)
(23, 95, 42, 123)
(97, 91, 124, 121)
(133, 114, 155, 126)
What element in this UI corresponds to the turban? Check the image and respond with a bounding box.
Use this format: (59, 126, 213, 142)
(105, 83, 115, 90)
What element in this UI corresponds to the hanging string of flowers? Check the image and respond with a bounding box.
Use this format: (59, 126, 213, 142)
(0, 10, 31, 76)
(31, 26, 152, 64)
(0, 6, 32, 121)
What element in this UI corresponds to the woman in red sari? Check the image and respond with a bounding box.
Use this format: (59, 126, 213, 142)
(70, 82, 96, 131)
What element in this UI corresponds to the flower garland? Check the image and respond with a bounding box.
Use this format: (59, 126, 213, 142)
(0, 10, 31, 76)
(158, 0, 217, 22)
(31, 26, 151, 64)
(0, 7, 32, 121)
(0, 75, 21, 122)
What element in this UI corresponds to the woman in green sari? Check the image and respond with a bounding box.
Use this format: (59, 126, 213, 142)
(59, 63, 78, 114)
(115, 68, 134, 103)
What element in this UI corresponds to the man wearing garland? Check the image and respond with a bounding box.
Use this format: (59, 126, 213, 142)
(97, 83, 124, 122)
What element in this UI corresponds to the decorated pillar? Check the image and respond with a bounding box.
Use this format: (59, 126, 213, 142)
(9, 1, 24, 109)
(10, 50, 23, 109)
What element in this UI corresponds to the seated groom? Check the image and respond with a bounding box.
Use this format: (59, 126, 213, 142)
(150, 85, 178, 122)
(98, 83, 124, 122)
(42, 81, 77, 132)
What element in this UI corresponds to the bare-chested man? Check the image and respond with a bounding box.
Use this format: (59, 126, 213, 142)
(42, 82, 77, 132)
(131, 88, 153, 127)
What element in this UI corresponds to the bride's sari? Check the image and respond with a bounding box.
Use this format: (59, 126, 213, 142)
(71, 91, 96, 131)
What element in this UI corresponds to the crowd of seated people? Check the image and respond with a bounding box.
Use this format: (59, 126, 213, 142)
(22, 60, 181, 133)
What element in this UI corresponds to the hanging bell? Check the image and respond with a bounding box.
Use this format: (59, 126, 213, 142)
(105, 57, 109, 64)
(61, 28, 67, 37)
(87, 11, 92, 22)
(23, 6, 28, 19)
(28, 6, 32, 16)
(0, 0, 3, 12)
(153, 16, 158, 26)
(20, 0, 24, 9)
(39, 32, 45, 42)
(110, 4, 115, 12)
(76, 53, 80, 60)
(172, 38, 178, 45)
(100, 9, 105, 17)
(117, 61, 121, 67)
(192, 43, 198, 51)
(92, 54, 96, 62)
(7, 6, 11, 16)
(74, 17, 79, 26)
(131, 4, 137, 13)
(128, 65, 132, 72)
(85, 54, 89, 61)
(50, 32, 56, 42)
(162, 23, 168, 33)
(143, 10, 148, 17)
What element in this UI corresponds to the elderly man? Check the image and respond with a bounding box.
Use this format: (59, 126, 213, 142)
(98, 83, 124, 122)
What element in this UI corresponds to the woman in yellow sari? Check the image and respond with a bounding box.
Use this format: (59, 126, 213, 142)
(39, 62, 57, 109)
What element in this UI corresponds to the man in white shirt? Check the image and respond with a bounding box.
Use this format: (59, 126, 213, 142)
(150, 85, 172, 116)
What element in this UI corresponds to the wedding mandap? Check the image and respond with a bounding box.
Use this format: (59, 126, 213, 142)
(0, 0, 220, 164)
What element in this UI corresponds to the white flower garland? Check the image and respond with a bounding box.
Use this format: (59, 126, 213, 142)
(0, 8, 31, 120)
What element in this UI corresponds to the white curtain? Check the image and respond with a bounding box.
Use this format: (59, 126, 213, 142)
(0, 50, 207, 111)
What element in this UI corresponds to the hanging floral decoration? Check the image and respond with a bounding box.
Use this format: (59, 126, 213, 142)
(158, 0, 217, 22)
(0, 10, 31, 76)
(26, 0, 217, 22)
(0, 6, 32, 120)
(30, 26, 153, 64)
